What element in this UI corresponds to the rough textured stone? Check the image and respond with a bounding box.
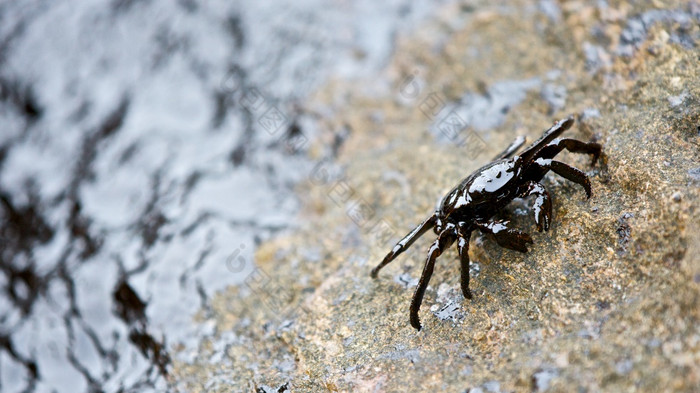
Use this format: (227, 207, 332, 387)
(172, 1, 700, 391)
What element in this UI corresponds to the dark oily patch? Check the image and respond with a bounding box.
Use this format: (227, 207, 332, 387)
(0, 77, 42, 120)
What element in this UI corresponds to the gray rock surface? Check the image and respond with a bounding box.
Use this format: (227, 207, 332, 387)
(171, 0, 700, 391)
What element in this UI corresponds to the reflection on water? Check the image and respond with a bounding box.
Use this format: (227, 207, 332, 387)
(0, 0, 449, 391)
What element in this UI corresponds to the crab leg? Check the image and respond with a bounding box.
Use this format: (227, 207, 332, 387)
(518, 116, 574, 164)
(535, 138, 601, 165)
(410, 230, 455, 330)
(534, 159, 592, 198)
(371, 213, 437, 278)
(493, 135, 526, 160)
(457, 233, 473, 300)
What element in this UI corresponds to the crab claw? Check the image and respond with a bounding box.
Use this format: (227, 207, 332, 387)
(480, 221, 534, 253)
(493, 228, 533, 253)
(533, 190, 552, 232)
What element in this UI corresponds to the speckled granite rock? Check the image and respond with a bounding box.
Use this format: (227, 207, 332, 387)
(172, 1, 699, 391)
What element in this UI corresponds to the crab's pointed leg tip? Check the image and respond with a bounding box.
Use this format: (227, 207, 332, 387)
(462, 289, 473, 300)
(410, 317, 422, 331)
(562, 116, 575, 129)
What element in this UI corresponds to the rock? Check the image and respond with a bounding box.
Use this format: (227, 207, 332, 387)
(689, 167, 700, 183)
(532, 368, 559, 392)
(172, 1, 700, 391)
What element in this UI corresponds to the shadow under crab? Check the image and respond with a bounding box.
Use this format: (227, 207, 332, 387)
(371, 116, 602, 330)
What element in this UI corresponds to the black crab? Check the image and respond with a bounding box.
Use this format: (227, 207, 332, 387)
(371, 116, 602, 330)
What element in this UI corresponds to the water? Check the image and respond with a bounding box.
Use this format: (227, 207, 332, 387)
(0, 0, 451, 391)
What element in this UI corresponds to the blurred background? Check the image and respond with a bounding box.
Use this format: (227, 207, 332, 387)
(3, 0, 700, 392)
(0, 0, 451, 391)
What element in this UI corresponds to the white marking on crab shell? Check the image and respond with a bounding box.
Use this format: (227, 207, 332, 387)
(454, 192, 471, 208)
(535, 158, 552, 166)
(468, 161, 516, 194)
(448, 191, 458, 205)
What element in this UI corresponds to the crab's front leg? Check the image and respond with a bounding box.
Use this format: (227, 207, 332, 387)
(410, 228, 456, 330)
(535, 137, 601, 165)
(371, 213, 437, 278)
(475, 220, 533, 253)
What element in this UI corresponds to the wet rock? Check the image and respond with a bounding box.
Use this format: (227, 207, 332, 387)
(541, 83, 567, 115)
(616, 212, 633, 251)
(532, 368, 559, 392)
(582, 41, 612, 73)
(256, 382, 289, 393)
(428, 78, 541, 148)
(669, 92, 689, 108)
(617, 6, 699, 56)
(689, 167, 700, 183)
(173, 1, 700, 392)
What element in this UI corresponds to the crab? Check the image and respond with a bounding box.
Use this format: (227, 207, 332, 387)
(371, 116, 602, 330)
